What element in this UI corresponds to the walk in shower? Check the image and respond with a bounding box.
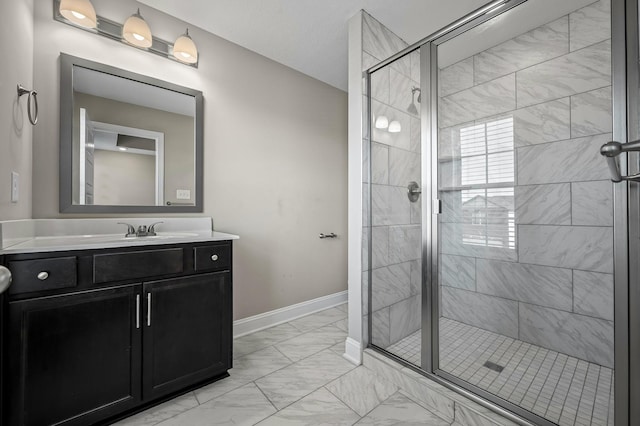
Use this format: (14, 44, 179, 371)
(365, 0, 635, 424)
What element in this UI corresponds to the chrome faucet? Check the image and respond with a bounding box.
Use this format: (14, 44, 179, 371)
(136, 225, 149, 237)
(118, 223, 136, 238)
(147, 222, 163, 236)
(118, 222, 163, 237)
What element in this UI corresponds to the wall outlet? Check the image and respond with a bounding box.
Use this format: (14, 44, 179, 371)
(176, 189, 191, 200)
(11, 172, 19, 203)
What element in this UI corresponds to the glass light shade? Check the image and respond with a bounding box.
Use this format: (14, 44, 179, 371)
(388, 120, 402, 133)
(59, 0, 97, 29)
(375, 115, 389, 129)
(123, 9, 152, 48)
(173, 29, 198, 64)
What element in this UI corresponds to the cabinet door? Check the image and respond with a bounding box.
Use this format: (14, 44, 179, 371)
(143, 272, 231, 400)
(6, 286, 142, 426)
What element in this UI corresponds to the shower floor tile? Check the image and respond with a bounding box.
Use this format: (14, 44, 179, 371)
(385, 318, 614, 426)
(385, 328, 422, 366)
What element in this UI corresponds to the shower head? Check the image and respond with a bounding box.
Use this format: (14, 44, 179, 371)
(407, 86, 421, 114)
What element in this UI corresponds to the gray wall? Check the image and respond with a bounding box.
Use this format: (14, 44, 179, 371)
(31, 0, 348, 320)
(93, 150, 156, 206)
(438, 0, 613, 367)
(0, 0, 34, 220)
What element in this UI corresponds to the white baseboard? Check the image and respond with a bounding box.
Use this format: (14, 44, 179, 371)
(343, 337, 362, 365)
(233, 290, 348, 338)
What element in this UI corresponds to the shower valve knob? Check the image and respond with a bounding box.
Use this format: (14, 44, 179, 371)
(407, 181, 421, 203)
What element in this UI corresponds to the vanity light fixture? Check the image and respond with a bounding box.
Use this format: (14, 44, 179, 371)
(173, 29, 198, 64)
(53, 0, 198, 68)
(375, 115, 389, 129)
(388, 120, 402, 133)
(59, 0, 97, 29)
(123, 9, 153, 48)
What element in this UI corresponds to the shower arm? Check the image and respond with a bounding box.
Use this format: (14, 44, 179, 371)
(411, 86, 421, 103)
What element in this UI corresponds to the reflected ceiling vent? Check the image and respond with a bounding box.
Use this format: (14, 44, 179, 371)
(117, 134, 156, 151)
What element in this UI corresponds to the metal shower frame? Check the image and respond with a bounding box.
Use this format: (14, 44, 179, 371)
(365, 0, 636, 424)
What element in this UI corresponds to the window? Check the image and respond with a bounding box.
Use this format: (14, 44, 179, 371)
(458, 117, 515, 250)
(460, 117, 514, 186)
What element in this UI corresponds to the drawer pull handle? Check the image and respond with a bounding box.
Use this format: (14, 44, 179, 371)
(211, 254, 219, 261)
(37, 271, 49, 281)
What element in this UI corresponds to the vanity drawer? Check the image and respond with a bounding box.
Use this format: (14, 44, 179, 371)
(8, 256, 77, 294)
(194, 244, 231, 272)
(93, 248, 184, 283)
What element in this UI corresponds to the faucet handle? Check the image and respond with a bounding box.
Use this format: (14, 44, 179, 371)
(148, 222, 163, 236)
(118, 222, 136, 237)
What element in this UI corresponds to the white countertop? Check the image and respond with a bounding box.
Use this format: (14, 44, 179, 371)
(0, 218, 238, 255)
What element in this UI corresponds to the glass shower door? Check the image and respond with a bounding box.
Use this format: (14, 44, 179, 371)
(368, 48, 423, 367)
(433, 1, 615, 425)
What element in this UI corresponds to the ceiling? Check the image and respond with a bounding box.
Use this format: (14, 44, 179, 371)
(138, 0, 492, 91)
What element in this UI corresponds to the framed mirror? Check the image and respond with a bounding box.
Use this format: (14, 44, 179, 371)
(59, 54, 203, 213)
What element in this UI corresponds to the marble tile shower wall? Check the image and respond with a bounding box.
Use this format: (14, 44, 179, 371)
(438, 0, 614, 368)
(361, 12, 423, 349)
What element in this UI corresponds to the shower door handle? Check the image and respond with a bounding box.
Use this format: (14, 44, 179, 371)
(600, 140, 640, 182)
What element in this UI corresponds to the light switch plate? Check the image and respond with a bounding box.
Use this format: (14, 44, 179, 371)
(176, 189, 191, 200)
(11, 172, 19, 203)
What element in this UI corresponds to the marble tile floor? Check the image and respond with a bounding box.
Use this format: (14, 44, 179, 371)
(115, 303, 455, 426)
(386, 318, 614, 426)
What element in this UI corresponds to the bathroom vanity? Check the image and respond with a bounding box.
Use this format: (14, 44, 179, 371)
(0, 219, 237, 425)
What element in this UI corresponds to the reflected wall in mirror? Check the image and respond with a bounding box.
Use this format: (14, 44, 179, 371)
(60, 54, 203, 213)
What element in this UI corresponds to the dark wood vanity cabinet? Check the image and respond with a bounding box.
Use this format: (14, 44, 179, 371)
(6, 286, 142, 426)
(1, 241, 233, 426)
(143, 272, 231, 401)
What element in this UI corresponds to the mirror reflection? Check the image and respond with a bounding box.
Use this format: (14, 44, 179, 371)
(67, 61, 198, 209)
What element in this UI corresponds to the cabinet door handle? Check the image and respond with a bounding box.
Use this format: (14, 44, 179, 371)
(136, 294, 141, 329)
(37, 271, 49, 280)
(147, 293, 152, 327)
(211, 254, 219, 261)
